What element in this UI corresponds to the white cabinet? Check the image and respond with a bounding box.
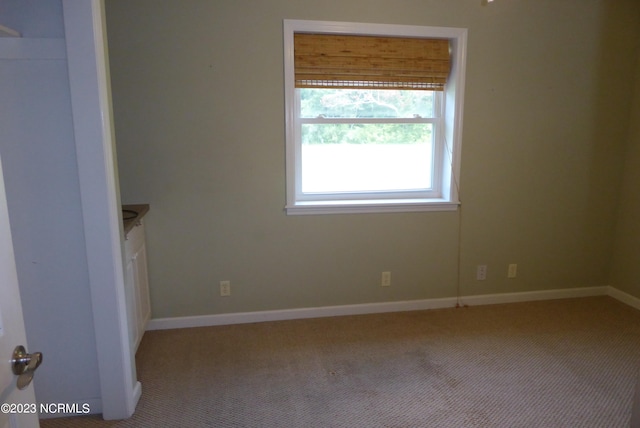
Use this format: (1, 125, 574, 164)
(124, 221, 151, 353)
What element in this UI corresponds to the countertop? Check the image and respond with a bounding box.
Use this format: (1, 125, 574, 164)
(122, 204, 150, 236)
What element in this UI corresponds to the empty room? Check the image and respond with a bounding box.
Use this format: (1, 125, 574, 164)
(1, 0, 640, 427)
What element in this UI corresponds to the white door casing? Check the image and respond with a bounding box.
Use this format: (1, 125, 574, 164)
(63, 0, 141, 418)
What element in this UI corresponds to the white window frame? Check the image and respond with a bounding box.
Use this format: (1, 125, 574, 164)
(283, 20, 467, 215)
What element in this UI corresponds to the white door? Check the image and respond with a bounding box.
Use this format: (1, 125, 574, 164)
(0, 153, 39, 428)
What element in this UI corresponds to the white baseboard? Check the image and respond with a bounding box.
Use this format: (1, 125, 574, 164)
(147, 285, 627, 331)
(606, 286, 640, 310)
(147, 296, 459, 330)
(459, 286, 610, 307)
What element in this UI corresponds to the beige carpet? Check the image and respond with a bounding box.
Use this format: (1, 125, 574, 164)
(41, 296, 640, 427)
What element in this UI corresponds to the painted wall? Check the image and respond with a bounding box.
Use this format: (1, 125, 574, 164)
(105, 0, 640, 319)
(611, 41, 640, 299)
(0, 0, 102, 412)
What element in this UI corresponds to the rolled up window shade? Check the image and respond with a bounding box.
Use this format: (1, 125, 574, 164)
(294, 33, 451, 91)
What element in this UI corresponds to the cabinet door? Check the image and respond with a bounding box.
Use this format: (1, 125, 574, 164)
(124, 253, 139, 352)
(132, 243, 150, 338)
(125, 221, 151, 352)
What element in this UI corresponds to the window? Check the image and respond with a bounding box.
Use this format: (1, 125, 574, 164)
(283, 20, 467, 215)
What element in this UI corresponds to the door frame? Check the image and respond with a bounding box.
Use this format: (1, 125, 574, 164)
(63, 0, 140, 419)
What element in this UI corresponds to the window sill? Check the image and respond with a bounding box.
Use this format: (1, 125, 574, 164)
(285, 199, 460, 215)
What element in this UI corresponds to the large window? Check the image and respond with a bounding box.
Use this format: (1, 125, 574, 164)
(284, 20, 467, 215)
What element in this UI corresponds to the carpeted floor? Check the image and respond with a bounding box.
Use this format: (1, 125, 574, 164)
(41, 296, 640, 427)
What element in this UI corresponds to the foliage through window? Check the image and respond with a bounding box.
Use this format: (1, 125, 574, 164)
(300, 89, 440, 195)
(284, 20, 467, 215)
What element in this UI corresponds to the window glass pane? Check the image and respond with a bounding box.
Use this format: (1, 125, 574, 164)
(301, 123, 433, 193)
(300, 89, 435, 119)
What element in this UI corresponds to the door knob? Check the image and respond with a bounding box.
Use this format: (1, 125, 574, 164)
(11, 345, 43, 390)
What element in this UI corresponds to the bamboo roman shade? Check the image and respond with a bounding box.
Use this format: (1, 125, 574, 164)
(294, 33, 451, 91)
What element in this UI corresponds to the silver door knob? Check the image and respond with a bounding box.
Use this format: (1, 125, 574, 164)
(11, 345, 43, 390)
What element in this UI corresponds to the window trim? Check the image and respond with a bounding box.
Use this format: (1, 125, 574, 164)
(283, 20, 467, 215)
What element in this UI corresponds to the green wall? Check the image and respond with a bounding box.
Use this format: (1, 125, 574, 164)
(105, 0, 640, 318)
(611, 42, 640, 298)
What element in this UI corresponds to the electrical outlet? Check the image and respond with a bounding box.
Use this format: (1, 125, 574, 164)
(381, 271, 391, 287)
(220, 280, 231, 296)
(476, 265, 487, 281)
(508, 264, 517, 278)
